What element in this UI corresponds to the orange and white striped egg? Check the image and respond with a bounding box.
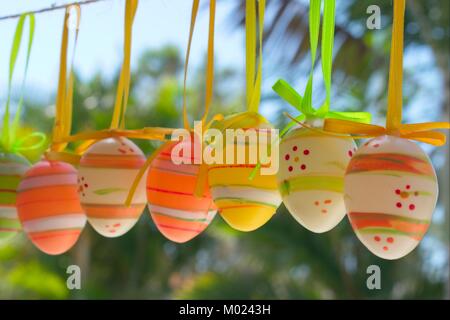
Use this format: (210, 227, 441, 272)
(147, 138, 217, 243)
(78, 137, 146, 238)
(345, 135, 438, 260)
(0, 152, 30, 242)
(16, 160, 86, 255)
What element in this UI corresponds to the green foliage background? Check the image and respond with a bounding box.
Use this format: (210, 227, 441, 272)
(0, 0, 449, 299)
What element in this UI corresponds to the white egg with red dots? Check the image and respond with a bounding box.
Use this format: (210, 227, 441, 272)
(345, 135, 438, 260)
(276, 127, 357, 233)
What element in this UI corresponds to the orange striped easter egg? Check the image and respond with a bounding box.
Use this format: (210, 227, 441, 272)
(78, 137, 147, 238)
(147, 137, 217, 243)
(16, 160, 86, 255)
(345, 135, 438, 260)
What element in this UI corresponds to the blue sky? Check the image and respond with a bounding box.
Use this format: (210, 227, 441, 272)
(0, 1, 444, 123)
(0, 0, 244, 98)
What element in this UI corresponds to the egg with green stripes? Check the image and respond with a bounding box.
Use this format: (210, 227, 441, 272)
(0, 152, 30, 242)
(277, 127, 356, 233)
(78, 137, 147, 238)
(207, 112, 282, 232)
(345, 135, 438, 260)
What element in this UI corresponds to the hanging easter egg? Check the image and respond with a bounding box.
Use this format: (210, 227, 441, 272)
(345, 135, 438, 260)
(208, 112, 282, 232)
(147, 137, 217, 243)
(16, 160, 86, 255)
(277, 126, 356, 233)
(78, 137, 146, 237)
(0, 152, 30, 242)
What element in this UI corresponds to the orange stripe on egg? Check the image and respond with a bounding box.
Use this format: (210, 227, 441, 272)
(80, 153, 145, 169)
(83, 203, 145, 219)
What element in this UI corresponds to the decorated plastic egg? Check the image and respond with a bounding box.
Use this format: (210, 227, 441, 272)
(208, 112, 281, 232)
(78, 137, 146, 237)
(147, 137, 217, 243)
(16, 160, 86, 255)
(0, 152, 30, 242)
(277, 126, 356, 233)
(345, 135, 438, 260)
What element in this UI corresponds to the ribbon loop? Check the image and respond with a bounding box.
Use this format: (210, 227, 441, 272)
(272, 0, 371, 134)
(110, 0, 138, 130)
(51, 5, 80, 153)
(12, 132, 47, 152)
(246, 0, 265, 113)
(182, 0, 216, 130)
(2, 12, 36, 153)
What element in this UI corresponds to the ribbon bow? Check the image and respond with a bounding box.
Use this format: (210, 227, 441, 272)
(1, 13, 46, 155)
(272, 0, 371, 137)
(323, 0, 449, 146)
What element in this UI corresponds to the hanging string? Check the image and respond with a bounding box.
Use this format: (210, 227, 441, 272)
(0, 0, 107, 21)
(323, 0, 449, 146)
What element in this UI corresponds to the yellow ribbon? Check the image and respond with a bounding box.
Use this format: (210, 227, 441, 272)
(49, 5, 80, 154)
(125, 0, 217, 204)
(47, 126, 173, 165)
(110, 0, 137, 130)
(246, 0, 265, 113)
(182, 0, 216, 130)
(323, 0, 449, 146)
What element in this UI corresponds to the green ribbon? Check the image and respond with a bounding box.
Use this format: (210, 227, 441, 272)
(272, 0, 371, 137)
(1, 13, 46, 154)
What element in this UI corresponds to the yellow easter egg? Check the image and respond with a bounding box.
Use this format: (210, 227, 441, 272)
(207, 112, 281, 232)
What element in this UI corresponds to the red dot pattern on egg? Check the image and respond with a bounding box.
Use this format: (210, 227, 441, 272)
(373, 235, 395, 251)
(394, 185, 419, 212)
(284, 145, 310, 173)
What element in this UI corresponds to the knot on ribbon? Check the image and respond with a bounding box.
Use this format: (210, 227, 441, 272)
(273, 79, 372, 137)
(323, 119, 450, 146)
